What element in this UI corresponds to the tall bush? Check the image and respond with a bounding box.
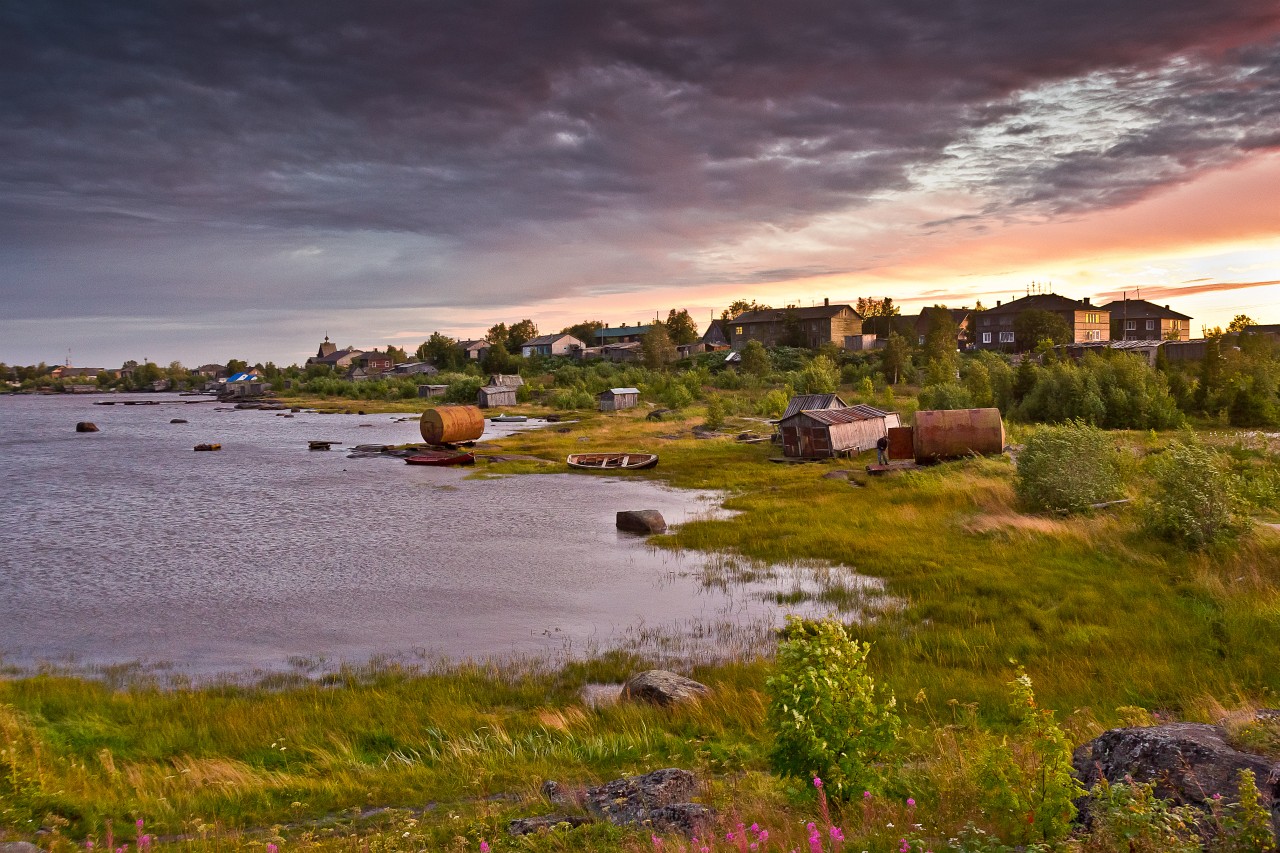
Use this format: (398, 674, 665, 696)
(1142, 438, 1251, 549)
(976, 669, 1083, 846)
(765, 617, 899, 800)
(1014, 421, 1125, 513)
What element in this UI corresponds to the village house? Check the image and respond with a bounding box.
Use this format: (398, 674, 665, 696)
(1098, 299, 1191, 341)
(973, 293, 1110, 352)
(778, 404, 901, 458)
(701, 319, 730, 347)
(306, 337, 363, 369)
(520, 333, 584, 358)
(458, 339, 491, 362)
(597, 387, 640, 412)
(487, 373, 523, 387)
(913, 307, 971, 349)
(51, 366, 106, 380)
(356, 350, 393, 374)
(728, 300, 863, 350)
(195, 363, 227, 380)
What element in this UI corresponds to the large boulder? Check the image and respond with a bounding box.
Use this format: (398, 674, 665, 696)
(1073, 720, 1280, 835)
(616, 510, 667, 534)
(620, 670, 710, 707)
(0, 843, 43, 853)
(75, 421, 99, 432)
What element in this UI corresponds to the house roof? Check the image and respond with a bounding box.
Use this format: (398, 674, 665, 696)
(780, 405, 893, 426)
(459, 339, 489, 350)
(313, 347, 361, 365)
(1096, 299, 1191, 321)
(227, 372, 261, 382)
(599, 325, 652, 337)
(779, 393, 848, 421)
(982, 293, 1097, 315)
(601, 387, 641, 396)
(523, 333, 581, 347)
(732, 304, 858, 323)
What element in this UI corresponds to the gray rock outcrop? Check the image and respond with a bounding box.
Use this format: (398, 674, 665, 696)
(616, 510, 667, 534)
(620, 670, 710, 707)
(512, 769, 713, 838)
(1073, 720, 1280, 835)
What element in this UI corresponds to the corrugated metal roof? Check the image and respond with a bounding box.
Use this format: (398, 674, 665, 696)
(784, 406, 892, 426)
(779, 393, 847, 420)
(604, 387, 640, 395)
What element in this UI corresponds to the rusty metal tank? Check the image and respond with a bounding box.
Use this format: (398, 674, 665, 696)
(419, 405, 485, 445)
(911, 408, 1005, 462)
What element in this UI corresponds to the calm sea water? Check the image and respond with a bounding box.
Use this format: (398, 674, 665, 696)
(0, 394, 837, 676)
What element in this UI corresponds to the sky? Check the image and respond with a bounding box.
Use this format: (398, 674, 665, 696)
(2, 1, 1279, 368)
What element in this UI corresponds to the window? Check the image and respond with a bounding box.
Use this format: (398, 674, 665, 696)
(734, 326, 743, 336)
(1145, 319, 1155, 330)
(1172, 320, 1183, 331)
(1084, 330, 1101, 341)
(1125, 320, 1136, 331)
(982, 332, 992, 344)
(918, 335, 925, 345)
(999, 331, 1015, 343)
(1085, 312, 1100, 324)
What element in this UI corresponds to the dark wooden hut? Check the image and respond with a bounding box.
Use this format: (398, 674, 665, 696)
(778, 405, 901, 458)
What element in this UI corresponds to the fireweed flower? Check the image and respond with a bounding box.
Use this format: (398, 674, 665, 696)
(907, 798, 916, 807)
(863, 791, 872, 800)
(813, 776, 823, 788)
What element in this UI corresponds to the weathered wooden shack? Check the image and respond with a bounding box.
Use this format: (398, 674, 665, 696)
(417, 384, 448, 398)
(779, 405, 900, 458)
(476, 385, 518, 408)
(598, 387, 641, 412)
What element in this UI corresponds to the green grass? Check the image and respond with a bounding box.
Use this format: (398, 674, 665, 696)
(3, 398, 1279, 850)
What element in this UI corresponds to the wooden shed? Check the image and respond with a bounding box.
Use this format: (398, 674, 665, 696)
(778, 405, 901, 459)
(598, 387, 641, 412)
(476, 385, 518, 408)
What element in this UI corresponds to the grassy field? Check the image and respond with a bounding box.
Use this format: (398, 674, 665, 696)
(3, 397, 1279, 851)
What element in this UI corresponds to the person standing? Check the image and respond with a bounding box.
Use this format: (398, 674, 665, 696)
(876, 434, 889, 465)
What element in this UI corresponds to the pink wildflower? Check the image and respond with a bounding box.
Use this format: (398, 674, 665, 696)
(829, 826, 844, 841)
(907, 798, 916, 807)
(480, 843, 490, 853)
(651, 835, 662, 849)
(136, 820, 144, 830)
(863, 791, 872, 799)
(813, 776, 823, 788)
(267, 845, 278, 853)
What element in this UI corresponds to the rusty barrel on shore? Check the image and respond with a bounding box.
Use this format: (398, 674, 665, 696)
(912, 407, 1005, 462)
(419, 405, 485, 445)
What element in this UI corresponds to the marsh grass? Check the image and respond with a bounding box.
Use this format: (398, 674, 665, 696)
(4, 406, 1280, 850)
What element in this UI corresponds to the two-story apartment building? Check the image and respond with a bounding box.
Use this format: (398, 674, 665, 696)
(728, 300, 863, 349)
(1098, 299, 1191, 341)
(973, 294, 1109, 352)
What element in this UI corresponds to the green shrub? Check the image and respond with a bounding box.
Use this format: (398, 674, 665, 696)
(757, 389, 789, 418)
(1142, 438, 1251, 550)
(976, 669, 1083, 846)
(550, 386, 594, 410)
(1210, 769, 1278, 852)
(443, 377, 483, 404)
(795, 355, 839, 394)
(918, 382, 973, 411)
(764, 616, 899, 800)
(1082, 777, 1200, 852)
(704, 395, 727, 430)
(1014, 420, 1125, 513)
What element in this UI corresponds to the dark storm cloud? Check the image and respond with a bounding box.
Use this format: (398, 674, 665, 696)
(1, 0, 1279, 341)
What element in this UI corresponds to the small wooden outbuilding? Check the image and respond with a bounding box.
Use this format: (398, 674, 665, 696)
(778, 404, 901, 459)
(598, 387, 641, 412)
(476, 385, 518, 408)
